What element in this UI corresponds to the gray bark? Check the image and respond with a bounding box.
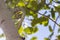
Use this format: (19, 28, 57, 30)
(0, 0, 22, 40)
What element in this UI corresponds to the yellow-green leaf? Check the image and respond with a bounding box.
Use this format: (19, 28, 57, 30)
(24, 27, 38, 35)
(39, 16, 49, 26)
(50, 0, 52, 3)
(30, 37, 37, 40)
(18, 26, 24, 37)
(44, 38, 50, 40)
(24, 27, 32, 35)
(16, 1, 25, 7)
(31, 16, 49, 26)
(18, 26, 24, 33)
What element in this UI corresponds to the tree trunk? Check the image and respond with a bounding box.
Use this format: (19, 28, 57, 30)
(0, 0, 22, 40)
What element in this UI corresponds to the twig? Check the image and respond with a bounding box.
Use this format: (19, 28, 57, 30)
(38, 13, 60, 27)
(48, 15, 60, 39)
(53, 15, 60, 31)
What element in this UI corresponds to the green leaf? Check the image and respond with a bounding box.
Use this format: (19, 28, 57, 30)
(55, 6, 60, 14)
(25, 8, 30, 16)
(31, 16, 49, 26)
(27, 1, 38, 11)
(43, 5, 50, 9)
(32, 27, 38, 33)
(25, 0, 29, 1)
(27, 3, 32, 8)
(30, 37, 37, 40)
(31, 18, 39, 26)
(50, 0, 52, 3)
(43, 21, 48, 26)
(31, 1, 38, 11)
(51, 8, 55, 20)
(44, 38, 50, 40)
(26, 9, 38, 18)
(41, 0, 45, 4)
(24, 27, 38, 35)
(48, 25, 53, 32)
(57, 35, 60, 40)
(0, 34, 4, 38)
(58, 28, 60, 33)
(37, 0, 45, 10)
(40, 16, 49, 26)
(16, 1, 25, 7)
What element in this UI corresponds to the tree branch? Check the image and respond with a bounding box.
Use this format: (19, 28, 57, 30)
(17, 7, 26, 29)
(26, 7, 60, 27)
(38, 13, 60, 27)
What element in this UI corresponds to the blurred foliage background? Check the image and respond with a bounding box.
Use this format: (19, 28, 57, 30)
(0, 0, 60, 40)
